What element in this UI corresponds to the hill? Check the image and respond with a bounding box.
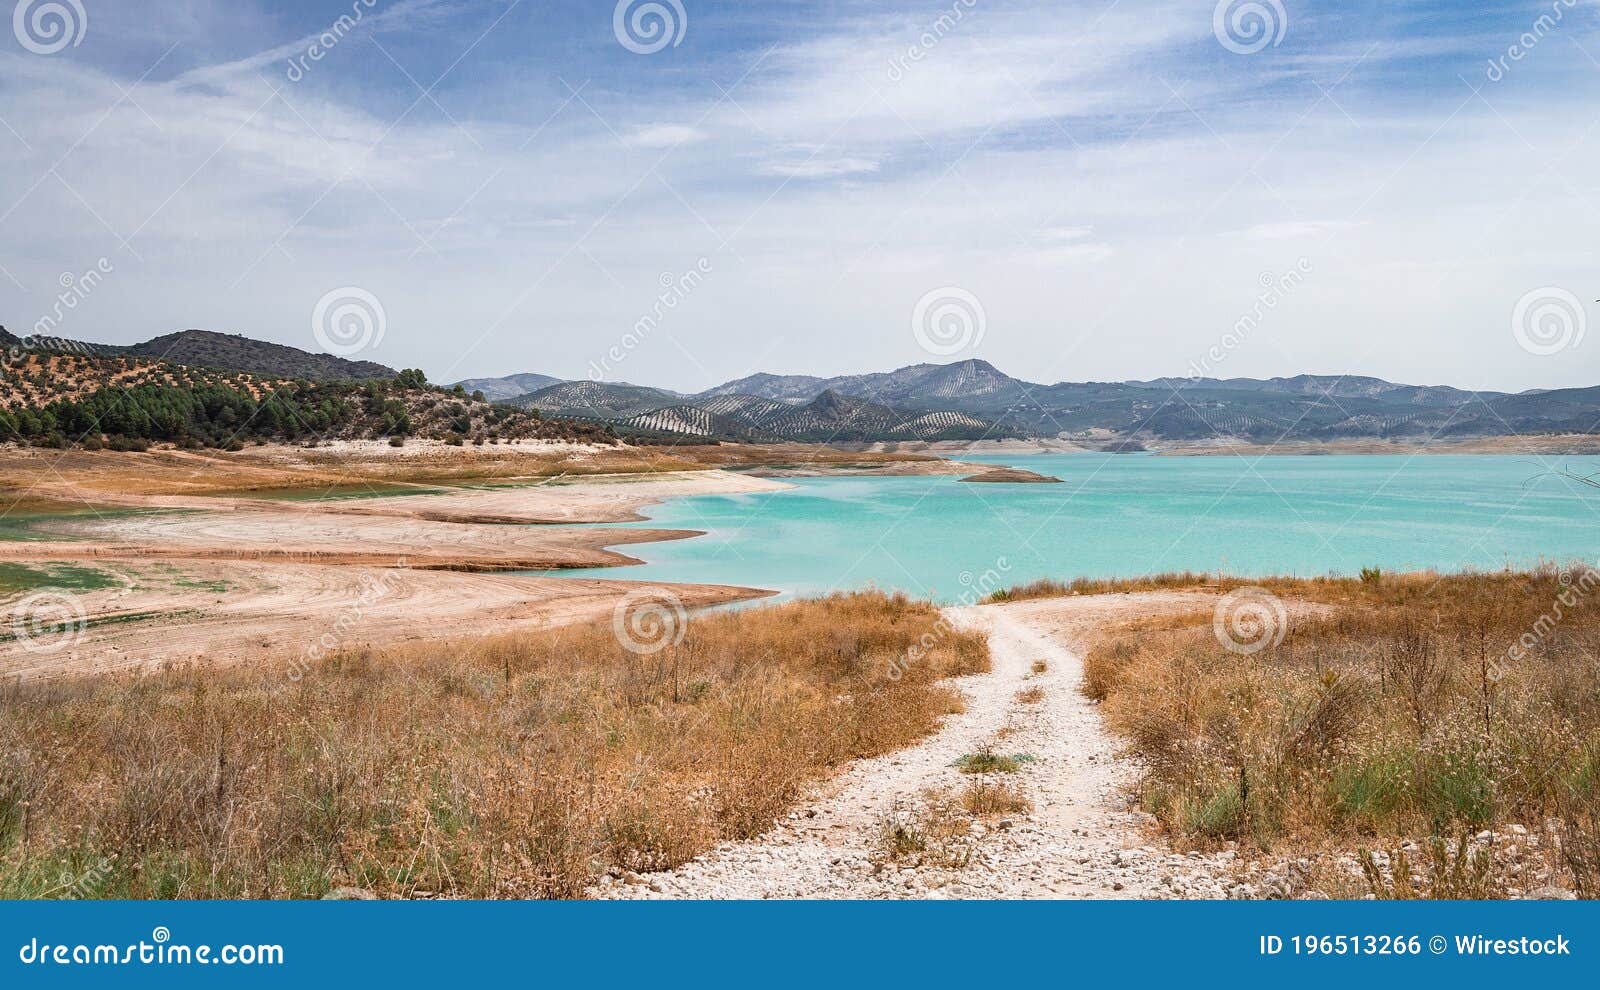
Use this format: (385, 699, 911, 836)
(0, 351, 613, 450)
(106, 330, 398, 381)
(507, 380, 684, 419)
(452, 372, 564, 401)
(5, 326, 397, 381)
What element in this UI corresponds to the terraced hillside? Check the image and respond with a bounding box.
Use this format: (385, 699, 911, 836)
(508, 380, 681, 419)
(548, 382, 1016, 443)
(0, 349, 613, 450)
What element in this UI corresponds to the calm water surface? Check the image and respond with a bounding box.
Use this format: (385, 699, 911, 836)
(544, 454, 1600, 603)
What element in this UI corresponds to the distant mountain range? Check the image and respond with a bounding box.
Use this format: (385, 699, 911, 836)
(503, 375, 1007, 442)
(461, 359, 1600, 445)
(9, 324, 1596, 446)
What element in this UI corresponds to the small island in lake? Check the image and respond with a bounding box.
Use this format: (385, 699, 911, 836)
(958, 468, 1064, 484)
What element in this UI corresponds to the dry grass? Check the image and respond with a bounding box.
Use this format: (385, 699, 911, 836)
(0, 590, 987, 899)
(1078, 568, 1600, 895)
(991, 572, 1223, 602)
(953, 747, 1031, 774)
(875, 790, 977, 869)
(991, 570, 1403, 605)
(960, 777, 1031, 817)
(1015, 686, 1046, 705)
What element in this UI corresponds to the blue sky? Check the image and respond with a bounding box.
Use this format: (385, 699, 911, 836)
(1, 0, 1598, 392)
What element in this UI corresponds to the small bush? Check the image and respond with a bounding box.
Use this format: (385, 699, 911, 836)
(960, 778, 1031, 817)
(954, 748, 1032, 774)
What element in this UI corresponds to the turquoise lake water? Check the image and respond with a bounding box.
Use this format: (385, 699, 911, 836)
(543, 454, 1600, 603)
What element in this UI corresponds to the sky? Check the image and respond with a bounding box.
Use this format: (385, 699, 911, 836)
(0, 0, 1598, 393)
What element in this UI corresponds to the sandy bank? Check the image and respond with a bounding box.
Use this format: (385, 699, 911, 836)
(959, 468, 1063, 483)
(0, 467, 788, 678)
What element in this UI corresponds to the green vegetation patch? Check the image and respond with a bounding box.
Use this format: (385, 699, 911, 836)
(0, 562, 120, 596)
(231, 484, 448, 502)
(953, 750, 1035, 774)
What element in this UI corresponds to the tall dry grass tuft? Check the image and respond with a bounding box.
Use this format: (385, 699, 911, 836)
(0, 591, 987, 899)
(1079, 568, 1600, 894)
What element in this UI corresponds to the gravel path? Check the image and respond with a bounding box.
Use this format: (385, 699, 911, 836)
(597, 594, 1238, 899)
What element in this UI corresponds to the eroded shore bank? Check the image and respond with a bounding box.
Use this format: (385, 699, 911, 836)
(4, 441, 969, 678)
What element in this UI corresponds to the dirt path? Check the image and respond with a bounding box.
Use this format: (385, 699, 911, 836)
(598, 594, 1237, 899)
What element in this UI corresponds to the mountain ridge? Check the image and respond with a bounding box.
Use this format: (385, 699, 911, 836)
(498, 360, 1600, 444)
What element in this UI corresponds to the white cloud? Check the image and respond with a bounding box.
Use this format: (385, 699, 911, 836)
(625, 125, 709, 148)
(1235, 221, 1364, 240)
(758, 156, 881, 179)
